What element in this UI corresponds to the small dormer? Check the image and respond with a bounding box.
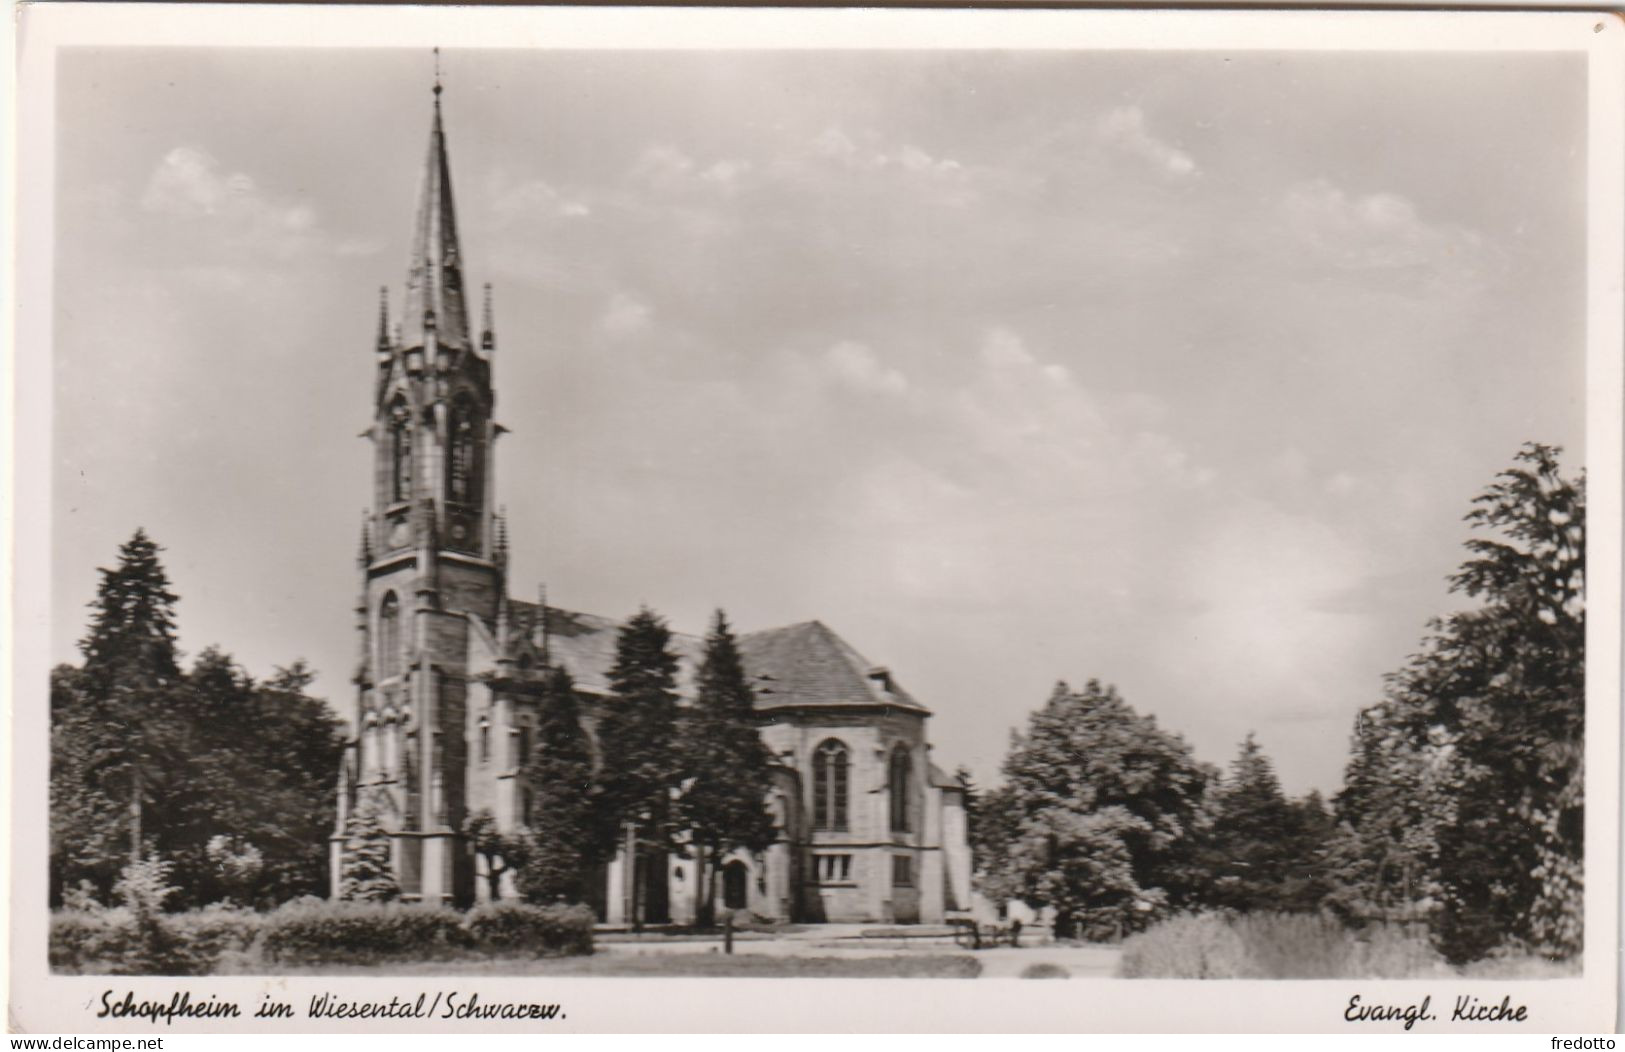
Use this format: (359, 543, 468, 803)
(866, 666, 894, 695)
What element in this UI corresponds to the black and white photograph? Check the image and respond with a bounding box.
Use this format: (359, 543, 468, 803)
(8, 4, 1622, 1033)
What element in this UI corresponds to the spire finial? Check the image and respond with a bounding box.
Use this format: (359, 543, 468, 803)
(433, 47, 443, 98)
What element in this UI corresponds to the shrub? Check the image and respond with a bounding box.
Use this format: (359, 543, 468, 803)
(1117, 912, 1250, 978)
(104, 857, 208, 975)
(1231, 912, 1355, 979)
(167, 905, 263, 968)
(51, 909, 137, 973)
(463, 902, 595, 958)
(114, 858, 177, 915)
(258, 899, 472, 966)
(1116, 911, 1446, 979)
(339, 792, 400, 903)
(1020, 962, 1070, 979)
(1351, 923, 1452, 979)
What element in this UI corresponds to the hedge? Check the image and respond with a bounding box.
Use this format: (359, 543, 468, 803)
(53, 899, 597, 973)
(257, 900, 474, 965)
(464, 902, 596, 958)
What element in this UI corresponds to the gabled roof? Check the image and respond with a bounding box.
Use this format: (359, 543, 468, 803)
(498, 603, 928, 715)
(738, 620, 928, 714)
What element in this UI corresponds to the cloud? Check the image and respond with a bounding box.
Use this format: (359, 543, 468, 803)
(810, 128, 964, 177)
(1098, 107, 1199, 179)
(629, 131, 969, 204)
(1279, 178, 1488, 273)
(825, 340, 909, 395)
(600, 291, 652, 336)
(139, 147, 325, 258)
(630, 145, 701, 189)
(489, 173, 591, 222)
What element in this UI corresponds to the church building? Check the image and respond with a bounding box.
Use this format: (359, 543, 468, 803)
(330, 80, 973, 925)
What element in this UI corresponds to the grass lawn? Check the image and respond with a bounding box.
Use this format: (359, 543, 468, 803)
(232, 953, 982, 978)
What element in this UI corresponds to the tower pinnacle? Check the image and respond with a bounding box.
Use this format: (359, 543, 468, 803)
(481, 283, 495, 351)
(375, 286, 391, 352)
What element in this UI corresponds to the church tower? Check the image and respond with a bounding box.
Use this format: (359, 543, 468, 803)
(337, 72, 499, 905)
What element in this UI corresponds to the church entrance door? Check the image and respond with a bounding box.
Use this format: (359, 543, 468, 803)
(722, 860, 749, 911)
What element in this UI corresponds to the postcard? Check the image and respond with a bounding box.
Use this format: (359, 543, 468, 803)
(9, 3, 1621, 1033)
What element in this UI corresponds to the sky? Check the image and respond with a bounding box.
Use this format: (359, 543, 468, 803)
(50, 46, 1587, 796)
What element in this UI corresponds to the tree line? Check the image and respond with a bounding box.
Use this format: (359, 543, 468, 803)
(52, 529, 778, 923)
(54, 442, 1583, 961)
(51, 530, 346, 909)
(970, 445, 1585, 964)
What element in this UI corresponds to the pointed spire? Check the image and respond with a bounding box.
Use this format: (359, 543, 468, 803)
(375, 286, 391, 353)
(401, 51, 469, 353)
(480, 283, 495, 353)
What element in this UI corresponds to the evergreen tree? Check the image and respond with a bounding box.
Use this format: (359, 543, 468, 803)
(593, 608, 681, 927)
(1325, 702, 1449, 929)
(516, 665, 601, 905)
(339, 790, 400, 902)
(674, 611, 777, 925)
(1200, 734, 1327, 913)
(79, 528, 180, 689)
(67, 530, 184, 865)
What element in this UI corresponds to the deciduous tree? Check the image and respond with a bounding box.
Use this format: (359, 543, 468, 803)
(982, 680, 1211, 939)
(1330, 444, 1584, 962)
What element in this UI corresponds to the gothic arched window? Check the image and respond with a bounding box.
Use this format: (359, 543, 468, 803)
(813, 739, 849, 832)
(378, 592, 401, 681)
(448, 397, 480, 506)
(889, 746, 912, 833)
(389, 400, 414, 503)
